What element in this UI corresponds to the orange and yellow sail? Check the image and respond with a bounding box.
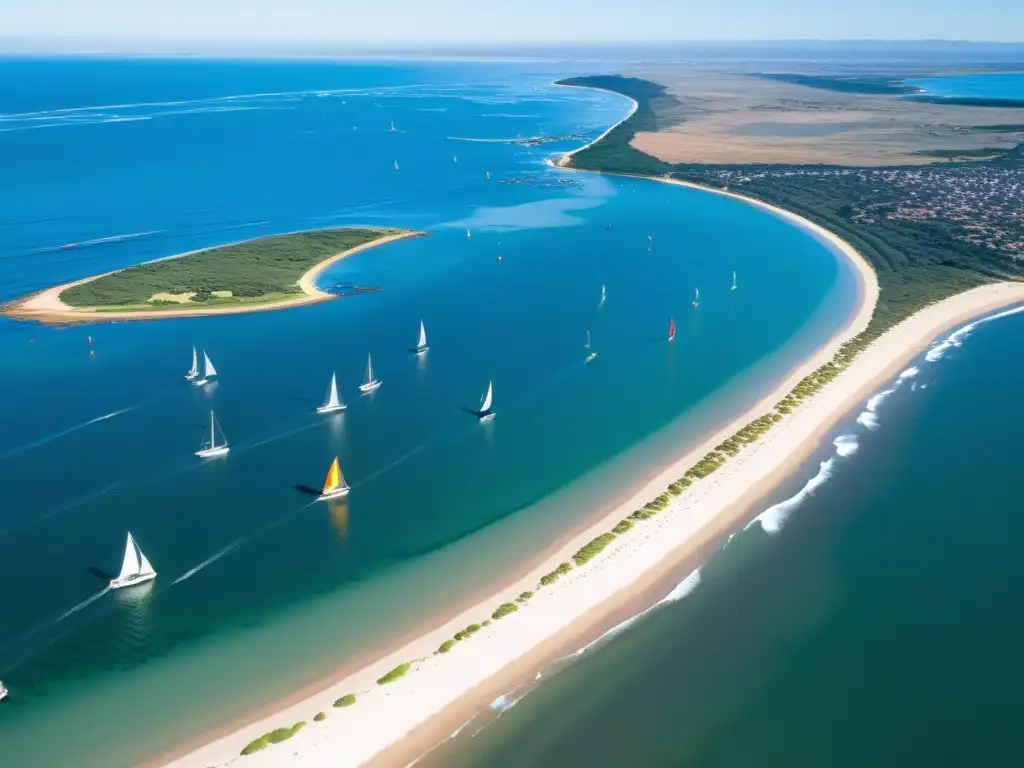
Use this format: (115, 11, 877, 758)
(323, 457, 342, 493)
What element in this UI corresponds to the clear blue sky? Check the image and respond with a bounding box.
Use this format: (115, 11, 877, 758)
(1, 0, 1021, 46)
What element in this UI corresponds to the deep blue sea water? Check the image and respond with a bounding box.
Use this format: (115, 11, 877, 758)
(0, 58, 857, 766)
(908, 71, 1024, 101)
(433, 305, 1024, 768)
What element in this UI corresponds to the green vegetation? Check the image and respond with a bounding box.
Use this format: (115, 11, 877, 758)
(492, 602, 519, 620)
(333, 693, 357, 707)
(516, 591, 534, 603)
(558, 74, 1024, 333)
(240, 722, 306, 756)
(760, 73, 922, 95)
(573, 532, 618, 566)
(612, 519, 634, 534)
(465, 622, 482, 634)
(376, 663, 411, 685)
(61, 228, 408, 310)
(314, 712, 327, 722)
(438, 639, 456, 653)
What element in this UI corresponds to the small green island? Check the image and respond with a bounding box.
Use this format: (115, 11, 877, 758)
(5, 227, 421, 323)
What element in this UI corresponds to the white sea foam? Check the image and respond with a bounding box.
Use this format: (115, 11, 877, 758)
(856, 411, 879, 430)
(450, 713, 478, 738)
(172, 539, 244, 585)
(899, 366, 920, 379)
(570, 568, 702, 658)
(56, 587, 110, 623)
(833, 433, 860, 457)
(926, 304, 1024, 362)
(0, 406, 135, 461)
(752, 458, 836, 535)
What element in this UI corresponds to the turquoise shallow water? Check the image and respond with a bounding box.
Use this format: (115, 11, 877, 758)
(908, 72, 1024, 100)
(0, 58, 856, 766)
(434, 305, 1024, 768)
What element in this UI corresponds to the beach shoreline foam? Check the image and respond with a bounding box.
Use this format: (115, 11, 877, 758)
(2, 230, 423, 325)
(153, 99, 1024, 768)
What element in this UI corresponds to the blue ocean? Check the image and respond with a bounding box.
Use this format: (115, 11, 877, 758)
(909, 71, 1024, 101)
(0, 57, 857, 766)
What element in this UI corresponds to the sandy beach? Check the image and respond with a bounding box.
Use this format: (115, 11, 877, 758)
(2, 230, 422, 325)
(145, 149, 1024, 767)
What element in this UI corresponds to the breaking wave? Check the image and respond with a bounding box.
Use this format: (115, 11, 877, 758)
(833, 433, 860, 457)
(751, 458, 836, 535)
(926, 304, 1024, 362)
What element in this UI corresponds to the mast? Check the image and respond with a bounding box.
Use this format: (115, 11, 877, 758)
(190, 346, 198, 376)
(210, 410, 215, 449)
(366, 354, 374, 384)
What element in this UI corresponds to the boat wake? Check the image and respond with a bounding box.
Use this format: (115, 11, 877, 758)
(56, 587, 111, 623)
(0, 406, 136, 461)
(56, 230, 165, 251)
(172, 539, 245, 585)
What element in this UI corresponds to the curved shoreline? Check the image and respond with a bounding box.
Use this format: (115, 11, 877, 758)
(2, 230, 423, 325)
(157, 171, 881, 767)
(156, 99, 1024, 768)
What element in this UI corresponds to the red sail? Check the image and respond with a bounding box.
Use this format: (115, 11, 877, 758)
(668, 317, 676, 341)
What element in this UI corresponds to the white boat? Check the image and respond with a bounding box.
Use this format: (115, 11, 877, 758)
(693, 287, 700, 309)
(109, 532, 157, 590)
(316, 372, 347, 414)
(412, 320, 429, 354)
(0, 680, 7, 702)
(585, 330, 597, 362)
(390, 121, 397, 132)
(359, 354, 382, 393)
(600, 284, 607, 304)
(184, 345, 199, 380)
(732, 270, 738, 291)
(476, 380, 495, 421)
(485, 171, 491, 180)
(466, 229, 471, 238)
(453, 155, 458, 163)
(192, 351, 218, 386)
(195, 410, 230, 458)
(394, 160, 400, 171)
(318, 456, 350, 500)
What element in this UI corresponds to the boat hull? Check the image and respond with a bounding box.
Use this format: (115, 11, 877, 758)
(185, 372, 199, 381)
(193, 377, 215, 387)
(196, 445, 230, 458)
(109, 571, 157, 590)
(359, 380, 382, 393)
(412, 345, 429, 355)
(319, 486, 351, 500)
(316, 404, 347, 414)
(477, 409, 495, 422)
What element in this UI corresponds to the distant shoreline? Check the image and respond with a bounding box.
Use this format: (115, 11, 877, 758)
(2, 229, 423, 325)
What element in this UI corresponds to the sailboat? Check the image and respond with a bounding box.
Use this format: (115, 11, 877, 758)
(195, 410, 230, 458)
(476, 381, 495, 421)
(316, 372, 346, 414)
(192, 351, 218, 386)
(600, 284, 607, 304)
(485, 171, 491, 180)
(585, 330, 597, 362)
(453, 155, 458, 163)
(668, 317, 676, 342)
(731, 270, 738, 291)
(359, 354, 382, 393)
(466, 229, 472, 238)
(185, 345, 199, 380)
(390, 121, 397, 132)
(318, 457, 350, 500)
(109, 532, 157, 589)
(412, 320, 429, 354)
(394, 160, 400, 171)
(0, 680, 7, 701)
(692, 287, 700, 309)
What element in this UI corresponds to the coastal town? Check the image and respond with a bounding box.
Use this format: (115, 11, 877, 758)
(685, 163, 1024, 258)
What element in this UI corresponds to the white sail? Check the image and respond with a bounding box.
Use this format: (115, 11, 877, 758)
(187, 346, 199, 377)
(601, 284, 607, 301)
(365, 354, 375, 385)
(694, 287, 700, 302)
(394, 160, 400, 171)
(137, 546, 155, 577)
(118, 533, 140, 580)
(203, 352, 217, 378)
(417, 321, 427, 350)
(585, 330, 591, 350)
(466, 229, 471, 238)
(732, 271, 738, 290)
(480, 381, 493, 412)
(325, 373, 340, 409)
